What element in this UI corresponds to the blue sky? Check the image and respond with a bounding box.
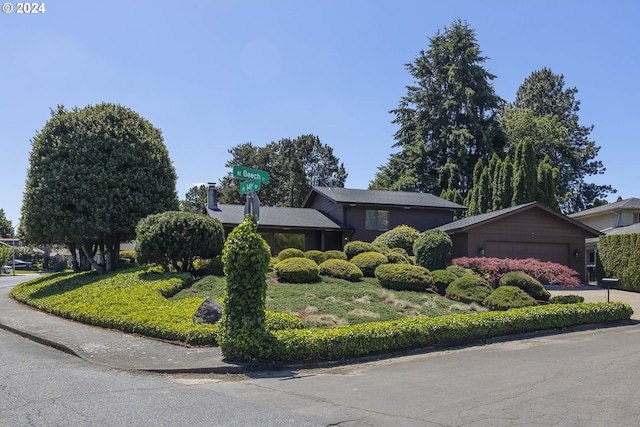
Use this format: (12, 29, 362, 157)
(1, 0, 638, 229)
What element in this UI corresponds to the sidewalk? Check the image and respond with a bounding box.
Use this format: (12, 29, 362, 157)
(1, 277, 638, 374)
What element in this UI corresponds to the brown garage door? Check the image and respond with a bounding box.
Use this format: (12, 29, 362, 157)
(485, 241, 569, 265)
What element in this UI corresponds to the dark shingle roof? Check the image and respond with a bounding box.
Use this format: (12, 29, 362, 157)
(437, 203, 536, 232)
(207, 204, 346, 230)
(437, 202, 601, 236)
(569, 198, 640, 219)
(304, 187, 467, 210)
(602, 223, 640, 235)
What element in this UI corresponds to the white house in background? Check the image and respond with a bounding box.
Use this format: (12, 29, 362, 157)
(569, 198, 640, 280)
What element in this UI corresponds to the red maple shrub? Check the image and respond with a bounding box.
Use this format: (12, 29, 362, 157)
(452, 257, 581, 288)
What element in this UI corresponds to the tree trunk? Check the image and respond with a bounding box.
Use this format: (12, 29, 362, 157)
(82, 241, 103, 274)
(69, 242, 79, 272)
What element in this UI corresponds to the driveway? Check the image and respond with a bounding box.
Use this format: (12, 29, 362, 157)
(547, 284, 640, 320)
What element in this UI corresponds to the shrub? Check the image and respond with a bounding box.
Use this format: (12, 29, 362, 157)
(446, 264, 473, 278)
(386, 251, 411, 264)
(414, 229, 453, 271)
(498, 271, 551, 301)
(265, 311, 306, 330)
(219, 215, 273, 360)
(269, 302, 633, 361)
(304, 250, 327, 265)
(318, 259, 363, 282)
(119, 249, 137, 265)
(373, 225, 420, 255)
(344, 241, 379, 259)
(193, 256, 224, 276)
(431, 269, 459, 296)
(446, 275, 493, 305)
(375, 263, 434, 292)
(453, 257, 582, 288)
(598, 233, 640, 291)
(278, 248, 305, 261)
(324, 250, 347, 261)
(275, 257, 320, 283)
(350, 251, 388, 277)
(549, 295, 585, 304)
(483, 286, 537, 311)
(135, 211, 225, 272)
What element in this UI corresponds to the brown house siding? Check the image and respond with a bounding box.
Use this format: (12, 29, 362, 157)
(447, 208, 595, 282)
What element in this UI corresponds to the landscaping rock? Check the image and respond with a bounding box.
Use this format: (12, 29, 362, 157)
(192, 297, 223, 324)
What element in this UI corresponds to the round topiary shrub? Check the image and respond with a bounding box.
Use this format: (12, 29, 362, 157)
(483, 286, 537, 310)
(343, 241, 379, 259)
(431, 269, 459, 296)
(318, 259, 363, 282)
(324, 249, 348, 261)
(274, 257, 320, 283)
(375, 263, 434, 292)
(446, 275, 493, 305)
(498, 271, 551, 301)
(549, 295, 585, 304)
(386, 251, 411, 264)
(413, 229, 453, 271)
(350, 251, 388, 277)
(373, 225, 420, 255)
(277, 248, 305, 261)
(304, 250, 327, 265)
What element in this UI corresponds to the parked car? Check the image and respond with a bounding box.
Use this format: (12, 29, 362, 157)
(4, 259, 33, 269)
(2, 265, 13, 274)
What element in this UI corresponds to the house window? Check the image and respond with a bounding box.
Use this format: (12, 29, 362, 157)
(365, 210, 389, 231)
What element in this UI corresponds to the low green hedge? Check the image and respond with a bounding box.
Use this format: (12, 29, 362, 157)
(375, 263, 434, 292)
(274, 257, 320, 283)
(549, 295, 585, 304)
(269, 302, 633, 361)
(318, 259, 363, 282)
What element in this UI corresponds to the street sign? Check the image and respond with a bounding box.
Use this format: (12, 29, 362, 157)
(233, 166, 269, 184)
(239, 179, 261, 195)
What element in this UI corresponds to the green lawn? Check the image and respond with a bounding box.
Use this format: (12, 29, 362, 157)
(171, 273, 485, 327)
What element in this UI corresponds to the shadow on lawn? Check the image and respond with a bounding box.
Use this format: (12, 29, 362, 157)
(28, 271, 101, 299)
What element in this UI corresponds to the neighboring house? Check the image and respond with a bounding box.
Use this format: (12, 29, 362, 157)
(569, 198, 640, 277)
(437, 202, 602, 283)
(302, 186, 466, 243)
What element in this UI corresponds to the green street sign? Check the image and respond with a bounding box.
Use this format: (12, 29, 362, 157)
(239, 179, 261, 195)
(233, 165, 269, 184)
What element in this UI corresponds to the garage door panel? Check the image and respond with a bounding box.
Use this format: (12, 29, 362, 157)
(485, 241, 569, 265)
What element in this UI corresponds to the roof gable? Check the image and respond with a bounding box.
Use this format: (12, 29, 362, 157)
(438, 202, 602, 237)
(569, 198, 640, 219)
(303, 186, 467, 210)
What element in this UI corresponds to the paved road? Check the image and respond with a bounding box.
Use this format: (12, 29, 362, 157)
(3, 321, 640, 426)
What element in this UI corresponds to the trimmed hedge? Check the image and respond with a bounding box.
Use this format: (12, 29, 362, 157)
(414, 229, 453, 271)
(278, 248, 305, 261)
(598, 233, 640, 291)
(350, 251, 388, 277)
(431, 269, 458, 296)
(269, 302, 633, 361)
(344, 241, 381, 259)
(386, 250, 411, 264)
(304, 250, 327, 265)
(324, 250, 348, 261)
(274, 257, 320, 283)
(549, 295, 585, 304)
(373, 225, 420, 255)
(446, 275, 493, 305)
(318, 259, 363, 282)
(375, 263, 434, 292)
(483, 286, 537, 311)
(498, 271, 550, 301)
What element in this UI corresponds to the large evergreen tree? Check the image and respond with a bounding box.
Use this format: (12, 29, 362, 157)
(218, 135, 347, 207)
(514, 68, 614, 212)
(21, 103, 178, 273)
(0, 209, 12, 238)
(371, 19, 504, 196)
(180, 184, 208, 214)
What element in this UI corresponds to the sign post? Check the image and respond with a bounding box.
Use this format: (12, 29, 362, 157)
(234, 166, 269, 223)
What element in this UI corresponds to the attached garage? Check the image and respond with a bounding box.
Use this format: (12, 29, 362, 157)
(437, 202, 602, 283)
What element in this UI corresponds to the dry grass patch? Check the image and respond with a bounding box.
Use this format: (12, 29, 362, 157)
(297, 306, 347, 327)
(347, 309, 380, 319)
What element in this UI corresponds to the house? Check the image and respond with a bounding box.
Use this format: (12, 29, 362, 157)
(569, 198, 640, 275)
(437, 202, 602, 283)
(302, 186, 466, 243)
(205, 184, 465, 254)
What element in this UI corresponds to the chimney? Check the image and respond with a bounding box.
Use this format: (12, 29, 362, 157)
(207, 182, 220, 211)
